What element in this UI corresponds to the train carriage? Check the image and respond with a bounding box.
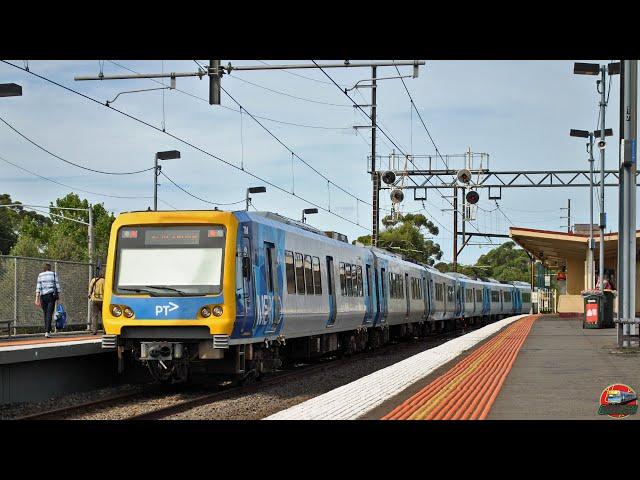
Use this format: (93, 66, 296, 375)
(102, 209, 532, 383)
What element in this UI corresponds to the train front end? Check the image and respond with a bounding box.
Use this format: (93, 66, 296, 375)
(102, 210, 238, 382)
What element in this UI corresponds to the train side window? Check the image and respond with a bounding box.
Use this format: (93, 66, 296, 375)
(356, 265, 363, 297)
(285, 250, 296, 294)
(491, 290, 499, 302)
(304, 255, 314, 294)
(339, 262, 346, 296)
(295, 252, 305, 295)
(313, 256, 322, 295)
(345, 264, 353, 296)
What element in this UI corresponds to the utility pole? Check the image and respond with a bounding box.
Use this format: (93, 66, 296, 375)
(588, 134, 595, 289)
(371, 65, 379, 247)
(597, 66, 609, 293)
(453, 185, 458, 272)
(617, 60, 638, 348)
(88, 205, 94, 275)
(153, 156, 159, 211)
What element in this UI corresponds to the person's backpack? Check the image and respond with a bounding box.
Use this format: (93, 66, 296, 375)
(55, 303, 67, 330)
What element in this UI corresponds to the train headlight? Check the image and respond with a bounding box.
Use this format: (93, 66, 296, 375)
(200, 306, 212, 318)
(123, 307, 134, 318)
(111, 305, 123, 317)
(212, 305, 223, 317)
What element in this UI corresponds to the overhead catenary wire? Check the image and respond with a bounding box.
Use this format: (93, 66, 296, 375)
(159, 171, 245, 206)
(2, 60, 372, 232)
(0, 116, 155, 175)
(0, 153, 153, 200)
(109, 60, 352, 131)
(311, 60, 490, 244)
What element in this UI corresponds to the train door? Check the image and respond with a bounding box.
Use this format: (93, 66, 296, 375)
(456, 282, 462, 318)
(380, 267, 388, 323)
(365, 264, 374, 324)
(423, 273, 430, 320)
(326, 256, 337, 326)
(238, 235, 256, 335)
(405, 273, 410, 316)
(263, 242, 280, 333)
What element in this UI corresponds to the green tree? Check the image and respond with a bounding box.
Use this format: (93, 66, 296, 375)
(434, 241, 530, 281)
(1, 194, 51, 255)
(7, 193, 115, 262)
(355, 213, 443, 266)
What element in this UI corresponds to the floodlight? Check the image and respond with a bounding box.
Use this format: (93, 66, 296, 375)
(573, 63, 600, 75)
(570, 129, 590, 138)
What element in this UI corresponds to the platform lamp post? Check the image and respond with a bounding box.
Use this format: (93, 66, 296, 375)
(246, 186, 266, 211)
(573, 62, 620, 293)
(302, 208, 318, 224)
(154, 150, 181, 211)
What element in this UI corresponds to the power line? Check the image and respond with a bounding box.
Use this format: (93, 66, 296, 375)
(3, 60, 371, 232)
(393, 63, 449, 169)
(219, 83, 379, 210)
(159, 171, 245, 206)
(312, 60, 490, 244)
(0, 115, 154, 175)
(0, 153, 153, 200)
(108, 60, 352, 131)
(227, 75, 352, 108)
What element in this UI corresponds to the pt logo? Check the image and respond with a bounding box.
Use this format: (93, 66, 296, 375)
(155, 302, 179, 316)
(256, 295, 272, 326)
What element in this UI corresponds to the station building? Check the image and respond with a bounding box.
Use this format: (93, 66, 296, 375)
(509, 225, 640, 316)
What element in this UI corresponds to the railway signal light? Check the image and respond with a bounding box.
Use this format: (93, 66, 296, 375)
(457, 168, 472, 184)
(390, 189, 404, 204)
(466, 190, 480, 205)
(382, 170, 396, 185)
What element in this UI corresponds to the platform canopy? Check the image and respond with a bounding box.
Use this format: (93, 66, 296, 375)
(509, 227, 640, 268)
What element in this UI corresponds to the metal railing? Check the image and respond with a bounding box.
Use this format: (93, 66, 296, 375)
(0, 255, 102, 336)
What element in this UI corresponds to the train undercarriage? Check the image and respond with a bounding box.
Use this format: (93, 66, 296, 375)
(112, 314, 506, 384)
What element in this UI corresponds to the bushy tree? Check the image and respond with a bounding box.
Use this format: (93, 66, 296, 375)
(1, 194, 51, 255)
(434, 241, 530, 282)
(355, 213, 443, 266)
(6, 193, 115, 262)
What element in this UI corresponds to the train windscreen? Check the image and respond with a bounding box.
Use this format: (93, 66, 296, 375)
(114, 225, 225, 296)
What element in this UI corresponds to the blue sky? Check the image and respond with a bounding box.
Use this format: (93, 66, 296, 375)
(0, 59, 633, 264)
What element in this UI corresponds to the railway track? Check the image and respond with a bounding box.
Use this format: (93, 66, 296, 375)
(15, 321, 482, 420)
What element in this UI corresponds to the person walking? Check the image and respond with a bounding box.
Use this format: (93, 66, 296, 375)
(35, 263, 61, 338)
(88, 269, 105, 332)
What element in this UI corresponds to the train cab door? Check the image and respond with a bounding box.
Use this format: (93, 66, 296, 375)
(365, 264, 374, 324)
(326, 256, 337, 326)
(405, 273, 410, 317)
(238, 234, 256, 335)
(263, 242, 280, 333)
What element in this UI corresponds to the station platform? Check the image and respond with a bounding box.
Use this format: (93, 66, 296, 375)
(0, 333, 103, 365)
(267, 314, 640, 420)
(0, 333, 122, 405)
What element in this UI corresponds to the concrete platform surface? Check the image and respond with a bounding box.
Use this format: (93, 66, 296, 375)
(266, 315, 528, 420)
(489, 315, 640, 420)
(0, 334, 103, 365)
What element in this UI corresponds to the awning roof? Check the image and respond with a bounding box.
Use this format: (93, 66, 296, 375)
(509, 227, 640, 267)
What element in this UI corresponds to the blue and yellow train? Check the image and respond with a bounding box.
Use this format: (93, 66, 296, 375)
(102, 209, 531, 382)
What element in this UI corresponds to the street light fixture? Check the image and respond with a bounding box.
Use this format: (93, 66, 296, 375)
(0, 83, 22, 97)
(154, 150, 181, 210)
(302, 208, 318, 223)
(246, 186, 266, 211)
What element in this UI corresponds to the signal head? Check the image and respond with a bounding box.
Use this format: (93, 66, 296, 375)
(466, 190, 480, 205)
(390, 189, 404, 204)
(382, 171, 396, 185)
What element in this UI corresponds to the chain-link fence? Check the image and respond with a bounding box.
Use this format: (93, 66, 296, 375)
(0, 255, 100, 336)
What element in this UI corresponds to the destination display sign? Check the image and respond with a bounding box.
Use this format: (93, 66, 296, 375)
(144, 229, 201, 245)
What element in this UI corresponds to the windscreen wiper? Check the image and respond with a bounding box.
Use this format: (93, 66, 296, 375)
(143, 285, 188, 296)
(118, 287, 161, 296)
